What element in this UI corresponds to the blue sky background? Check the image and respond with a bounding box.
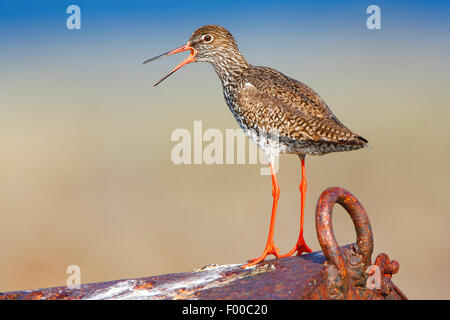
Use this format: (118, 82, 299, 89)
(1, 0, 449, 106)
(1, 1, 449, 49)
(1, 0, 449, 91)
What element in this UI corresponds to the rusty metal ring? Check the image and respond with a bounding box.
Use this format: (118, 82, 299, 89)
(315, 187, 373, 273)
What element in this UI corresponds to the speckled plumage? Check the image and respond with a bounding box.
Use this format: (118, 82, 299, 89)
(188, 25, 368, 158)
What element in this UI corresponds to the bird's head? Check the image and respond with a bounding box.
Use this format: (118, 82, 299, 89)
(144, 25, 244, 86)
(187, 25, 238, 63)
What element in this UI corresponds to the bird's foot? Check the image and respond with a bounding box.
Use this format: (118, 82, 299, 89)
(242, 242, 280, 268)
(279, 237, 312, 258)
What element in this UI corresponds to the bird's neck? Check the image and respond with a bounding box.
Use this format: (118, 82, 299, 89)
(210, 49, 249, 89)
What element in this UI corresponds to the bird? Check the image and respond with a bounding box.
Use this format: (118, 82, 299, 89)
(143, 25, 368, 268)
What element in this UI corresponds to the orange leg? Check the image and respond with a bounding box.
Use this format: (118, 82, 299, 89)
(280, 154, 312, 258)
(242, 162, 281, 268)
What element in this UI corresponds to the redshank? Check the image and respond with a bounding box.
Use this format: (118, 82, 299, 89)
(143, 25, 368, 268)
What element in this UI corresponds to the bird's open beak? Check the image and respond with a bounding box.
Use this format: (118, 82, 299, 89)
(143, 44, 195, 87)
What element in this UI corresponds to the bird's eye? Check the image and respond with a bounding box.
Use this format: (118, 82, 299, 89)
(202, 34, 213, 43)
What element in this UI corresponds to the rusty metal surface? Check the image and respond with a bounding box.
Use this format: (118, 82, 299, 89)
(0, 254, 327, 300)
(371, 253, 408, 300)
(0, 187, 407, 300)
(305, 187, 405, 300)
(314, 187, 374, 299)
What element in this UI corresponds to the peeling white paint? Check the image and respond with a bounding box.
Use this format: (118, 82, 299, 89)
(83, 263, 243, 300)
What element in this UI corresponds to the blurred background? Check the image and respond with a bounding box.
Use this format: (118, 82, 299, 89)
(0, 0, 449, 299)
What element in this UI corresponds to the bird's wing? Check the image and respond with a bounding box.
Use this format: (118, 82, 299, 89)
(237, 84, 367, 145)
(246, 66, 343, 123)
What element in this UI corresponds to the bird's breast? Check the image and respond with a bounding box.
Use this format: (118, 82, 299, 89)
(221, 87, 288, 157)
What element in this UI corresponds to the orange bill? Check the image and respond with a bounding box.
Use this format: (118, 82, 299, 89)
(143, 44, 195, 86)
